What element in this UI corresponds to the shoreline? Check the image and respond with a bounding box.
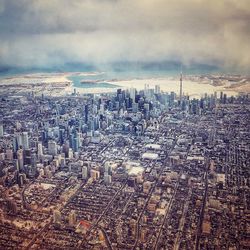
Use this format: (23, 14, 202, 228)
(0, 72, 249, 97)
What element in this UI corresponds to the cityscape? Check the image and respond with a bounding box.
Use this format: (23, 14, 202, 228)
(0, 74, 249, 249)
(0, 0, 250, 249)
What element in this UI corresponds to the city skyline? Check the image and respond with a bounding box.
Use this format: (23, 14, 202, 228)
(0, 1, 249, 249)
(0, 85, 249, 249)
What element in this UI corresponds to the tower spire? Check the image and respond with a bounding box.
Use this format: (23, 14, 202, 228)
(180, 65, 183, 105)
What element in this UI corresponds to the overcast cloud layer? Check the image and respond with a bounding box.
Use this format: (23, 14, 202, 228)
(0, 0, 249, 71)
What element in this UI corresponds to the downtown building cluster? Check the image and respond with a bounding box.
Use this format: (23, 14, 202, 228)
(0, 84, 249, 249)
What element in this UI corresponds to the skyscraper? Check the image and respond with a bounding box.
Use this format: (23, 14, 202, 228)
(130, 88, 136, 102)
(155, 85, 160, 94)
(17, 149, 24, 170)
(179, 72, 183, 105)
(84, 104, 89, 124)
(37, 143, 43, 159)
(21, 132, 29, 150)
(0, 124, 3, 137)
(48, 140, 57, 156)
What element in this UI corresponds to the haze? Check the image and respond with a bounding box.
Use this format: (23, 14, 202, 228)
(0, 0, 249, 72)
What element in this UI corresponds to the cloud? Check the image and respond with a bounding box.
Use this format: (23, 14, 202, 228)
(0, 0, 249, 71)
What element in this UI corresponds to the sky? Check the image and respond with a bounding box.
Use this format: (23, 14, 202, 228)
(0, 0, 249, 72)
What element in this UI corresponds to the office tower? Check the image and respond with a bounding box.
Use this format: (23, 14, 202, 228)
(84, 104, 89, 124)
(93, 104, 98, 115)
(17, 149, 24, 170)
(69, 133, 74, 149)
(73, 137, 79, 152)
(115, 101, 120, 110)
(116, 89, 122, 100)
(31, 153, 37, 168)
(130, 88, 136, 102)
(24, 149, 31, 165)
(132, 103, 138, 113)
(17, 134, 22, 148)
(21, 132, 29, 150)
(12, 137, 18, 153)
(72, 132, 81, 152)
(37, 143, 43, 159)
(220, 91, 223, 103)
(48, 140, 57, 156)
(14, 159, 19, 172)
(223, 93, 227, 104)
(18, 173, 25, 187)
(41, 130, 48, 143)
(82, 166, 88, 179)
(0, 124, 3, 137)
(144, 103, 150, 120)
(144, 103, 150, 111)
(155, 85, 160, 94)
(93, 116, 100, 130)
(100, 103, 105, 114)
(68, 148, 73, 159)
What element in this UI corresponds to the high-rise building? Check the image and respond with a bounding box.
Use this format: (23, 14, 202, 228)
(48, 140, 57, 156)
(59, 128, 64, 145)
(130, 88, 136, 102)
(170, 91, 175, 106)
(0, 124, 3, 137)
(37, 143, 43, 159)
(155, 85, 160, 94)
(99, 103, 105, 114)
(17, 149, 24, 170)
(69, 133, 74, 149)
(132, 103, 138, 113)
(84, 104, 89, 124)
(68, 148, 73, 159)
(21, 132, 29, 150)
(31, 153, 37, 168)
(12, 137, 18, 152)
(72, 132, 81, 152)
(18, 173, 25, 187)
(82, 166, 88, 179)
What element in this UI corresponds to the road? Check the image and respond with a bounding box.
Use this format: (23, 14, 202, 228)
(173, 187, 192, 250)
(153, 180, 180, 250)
(25, 181, 86, 250)
(78, 182, 127, 248)
(194, 163, 209, 250)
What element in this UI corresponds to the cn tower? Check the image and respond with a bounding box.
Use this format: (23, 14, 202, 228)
(179, 71, 183, 105)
